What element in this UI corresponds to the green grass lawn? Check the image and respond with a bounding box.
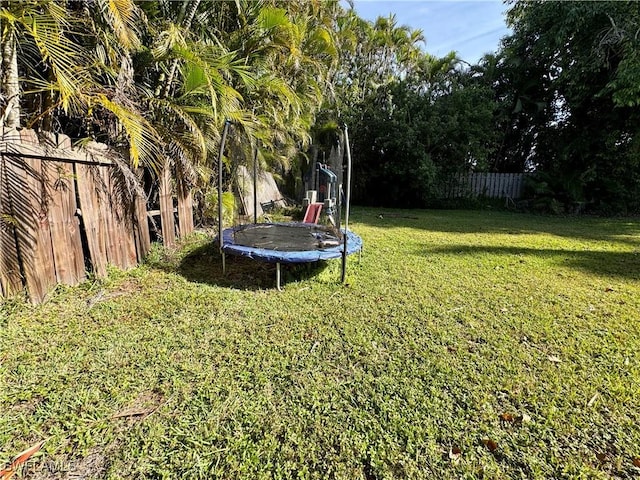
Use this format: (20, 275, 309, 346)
(2, 208, 640, 479)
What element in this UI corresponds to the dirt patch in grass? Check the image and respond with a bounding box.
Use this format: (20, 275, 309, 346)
(23, 449, 106, 480)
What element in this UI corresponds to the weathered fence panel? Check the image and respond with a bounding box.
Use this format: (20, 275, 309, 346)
(177, 190, 194, 237)
(103, 168, 138, 269)
(159, 166, 176, 247)
(445, 173, 528, 199)
(0, 154, 23, 296)
(46, 159, 85, 285)
(134, 191, 151, 261)
(14, 154, 57, 302)
(76, 163, 109, 278)
(1, 129, 195, 303)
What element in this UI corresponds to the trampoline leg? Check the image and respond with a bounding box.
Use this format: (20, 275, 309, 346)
(222, 252, 226, 275)
(341, 235, 348, 283)
(276, 262, 282, 291)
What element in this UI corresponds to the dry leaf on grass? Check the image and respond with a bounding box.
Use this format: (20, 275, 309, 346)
(449, 445, 462, 462)
(516, 413, 532, 424)
(547, 355, 562, 363)
(0, 440, 45, 480)
(111, 406, 157, 419)
(111, 392, 165, 421)
(499, 413, 514, 423)
(632, 457, 640, 468)
(482, 438, 498, 452)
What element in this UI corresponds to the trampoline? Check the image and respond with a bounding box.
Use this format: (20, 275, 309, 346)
(222, 222, 362, 262)
(216, 121, 361, 289)
(219, 223, 363, 288)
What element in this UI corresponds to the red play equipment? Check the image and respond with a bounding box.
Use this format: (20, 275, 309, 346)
(303, 202, 323, 223)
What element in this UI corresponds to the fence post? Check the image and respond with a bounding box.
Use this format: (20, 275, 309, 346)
(159, 164, 175, 247)
(177, 189, 194, 237)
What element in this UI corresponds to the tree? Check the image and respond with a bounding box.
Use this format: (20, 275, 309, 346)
(1, 0, 340, 198)
(333, 10, 426, 111)
(329, 7, 499, 207)
(495, 1, 640, 212)
(0, 1, 93, 129)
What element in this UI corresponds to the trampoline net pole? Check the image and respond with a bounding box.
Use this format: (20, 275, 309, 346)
(341, 124, 352, 283)
(218, 120, 230, 260)
(336, 184, 342, 233)
(276, 262, 282, 291)
(341, 235, 347, 283)
(344, 124, 352, 232)
(253, 145, 258, 224)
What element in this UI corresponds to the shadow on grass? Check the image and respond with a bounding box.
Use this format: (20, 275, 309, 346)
(417, 244, 640, 280)
(161, 241, 332, 290)
(353, 208, 640, 249)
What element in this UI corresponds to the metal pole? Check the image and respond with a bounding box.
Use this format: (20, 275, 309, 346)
(336, 133, 344, 231)
(344, 124, 352, 232)
(341, 124, 352, 283)
(341, 232, 348, 283)
(336, 183, 342, 232)
(218, 120, 231, 265)
(253, 144, 258, 224)
(276, 262, 282, 291)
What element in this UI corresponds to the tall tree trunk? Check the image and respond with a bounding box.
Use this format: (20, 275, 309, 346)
(162, 0, 202, 98)
(1, 29, 20, 129)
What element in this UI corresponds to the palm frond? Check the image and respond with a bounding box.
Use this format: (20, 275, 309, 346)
(17, 5, 94, 113)
(181, 62, 209, 95)
(97, 0, 143, 51)
(147, 97, 209, 163)
(93, 94, 163, 171)
(152, 23, 186, 59)
(308, 26, 337, 58)
(257, 7, 289, 31)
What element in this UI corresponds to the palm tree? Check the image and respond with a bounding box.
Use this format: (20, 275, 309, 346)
(0, 1, 92, 129)
(230, 3, 338, 171)
(2, 0, 341, 198)
(0, 0, 165, 173)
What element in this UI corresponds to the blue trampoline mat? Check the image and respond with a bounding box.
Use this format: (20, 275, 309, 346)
(220, 222, 363, 263)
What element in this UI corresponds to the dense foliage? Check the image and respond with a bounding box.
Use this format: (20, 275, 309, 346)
(332, 14, 499, 207)
(496, 1, 640, 214)
(1, 0, 638, 213)
(345, 70, 497, 207)
(1, 0, 339, 194)
(337, 1, 640, 212)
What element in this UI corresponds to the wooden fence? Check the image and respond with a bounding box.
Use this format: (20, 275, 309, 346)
(0, 129, 193, 303)
(440, 172, 528, 199)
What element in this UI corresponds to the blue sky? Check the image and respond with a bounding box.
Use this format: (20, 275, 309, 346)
(350, 1, 512, 64)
